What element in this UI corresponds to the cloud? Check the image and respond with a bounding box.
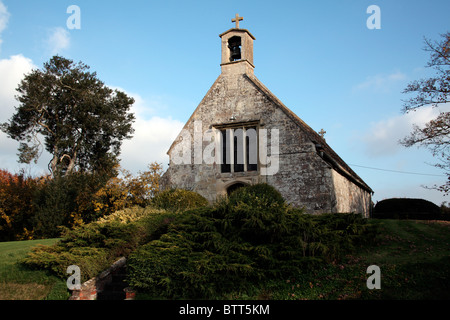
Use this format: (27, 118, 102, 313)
(0, 54, 36, 118)
(46, 27, 70, 55)
(120, 115, 184, 173)
(353, 71, 407, 93)
(0, 54, 39, 172)
(360, 104, 450, 157)
(108, 87, 185, 171)
(118, 90, 184, 173)
(0, 0, 10, 51)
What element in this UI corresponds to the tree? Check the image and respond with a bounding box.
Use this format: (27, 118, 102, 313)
(0, 169, 41, 241)
(92, 162, 163, 215)
(1, 55, 135, 177)
(401, 32, 450, 195)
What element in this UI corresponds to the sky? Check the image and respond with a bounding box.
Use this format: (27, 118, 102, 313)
(0, 0, 449, 206)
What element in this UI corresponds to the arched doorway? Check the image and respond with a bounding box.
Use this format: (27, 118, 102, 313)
(226, 182, 247, 196)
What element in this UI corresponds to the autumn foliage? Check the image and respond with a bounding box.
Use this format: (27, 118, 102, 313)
(0, 162, 163, 241)
(0, 169, 41, 241)
(92, 163, 163, 217)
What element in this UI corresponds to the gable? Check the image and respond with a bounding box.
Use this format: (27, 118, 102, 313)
(166, 72, 372, 194)
(243, 74, 373, 194)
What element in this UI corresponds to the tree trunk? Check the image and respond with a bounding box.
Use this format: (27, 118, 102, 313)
(65, 150, 77, 175)
(49, 147, 59, 177)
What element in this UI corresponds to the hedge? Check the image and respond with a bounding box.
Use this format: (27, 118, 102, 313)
(373, 198, 447, 220)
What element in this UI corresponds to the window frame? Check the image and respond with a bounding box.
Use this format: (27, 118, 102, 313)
(214, 121, 259, 174)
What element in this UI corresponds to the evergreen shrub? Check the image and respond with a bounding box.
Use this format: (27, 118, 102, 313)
(127, 183, 373, 299)
(373, 198, 443, 220)
(22, 206, 175, 283)
(152, 188, 209, 212)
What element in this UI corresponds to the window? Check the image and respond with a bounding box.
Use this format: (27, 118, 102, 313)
(220, 126, 258, 173)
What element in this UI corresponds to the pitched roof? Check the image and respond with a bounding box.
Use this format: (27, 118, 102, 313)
(244, 74, 373, 194)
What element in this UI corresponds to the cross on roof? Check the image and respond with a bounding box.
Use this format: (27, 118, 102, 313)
(232, 13, 243, 28)
(318, 129, 327, 139)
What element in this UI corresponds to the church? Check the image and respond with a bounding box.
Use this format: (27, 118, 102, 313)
(160, 15, 373, 217)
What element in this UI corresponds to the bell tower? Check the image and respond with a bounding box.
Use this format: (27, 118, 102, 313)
(219, 14, 255, 75)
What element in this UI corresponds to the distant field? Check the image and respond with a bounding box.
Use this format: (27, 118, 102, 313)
(0, 238, 68, 300)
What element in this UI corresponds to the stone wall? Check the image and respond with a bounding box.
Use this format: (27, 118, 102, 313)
(161, 70, 371, 215)
(330, 169, 372, 217)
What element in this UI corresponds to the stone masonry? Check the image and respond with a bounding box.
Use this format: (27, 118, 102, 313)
(161, 16, 373, 217)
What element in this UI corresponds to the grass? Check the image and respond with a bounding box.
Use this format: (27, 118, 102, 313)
(0, 238, 69, 300)
(357, 219, 450, 299)
(244, 219, 450, 300)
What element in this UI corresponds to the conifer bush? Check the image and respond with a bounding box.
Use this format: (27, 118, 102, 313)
(152, 188, 209, 212)
(127, 184, 373, 299)
(22, 206, 175, 283)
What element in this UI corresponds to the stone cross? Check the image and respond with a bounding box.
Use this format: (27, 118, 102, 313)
(232, 13, 243, 28)
(318, 129, 326, 139)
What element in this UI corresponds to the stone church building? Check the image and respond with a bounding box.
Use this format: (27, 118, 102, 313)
(161, 15, 373, 217)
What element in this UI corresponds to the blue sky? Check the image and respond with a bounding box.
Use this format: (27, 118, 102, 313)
(0, 0, 449, 205)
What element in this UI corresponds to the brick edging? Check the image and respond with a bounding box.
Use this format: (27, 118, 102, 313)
(69, 257, 127, 300)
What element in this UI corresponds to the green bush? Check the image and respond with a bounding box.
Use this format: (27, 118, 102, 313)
(373, 198, 442, 220)
(228, 183, 285, 209)
(127, 183, 372, 299)
(32, 172, 109, 238)
(22, 243, 110, 283)
(96, 206, 167, 225)
(22, 206, 175, 283)
(127, 208, 259, 298)
(311, 212, 375, 260)
(152, 188, 208, 212)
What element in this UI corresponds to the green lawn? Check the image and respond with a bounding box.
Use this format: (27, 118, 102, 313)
(0, 238, 69, 300)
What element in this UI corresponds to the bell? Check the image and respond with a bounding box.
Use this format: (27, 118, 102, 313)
(230, 45, 241, 61)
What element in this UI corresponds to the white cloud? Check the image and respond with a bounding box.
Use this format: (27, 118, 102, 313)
(47, 27, 70, 55)
(353, 71, 407, 93)
(105, 86, 184, 173)
(0, 54, 40, 172)
(0, 54, 36, 118)
(0, 0, 10, 51)
(118, 90, 184, 173)
(120, 115, 184, 173)
(361, 104, 450, 157)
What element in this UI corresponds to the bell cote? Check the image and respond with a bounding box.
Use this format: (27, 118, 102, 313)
(219, 14, 255, 75)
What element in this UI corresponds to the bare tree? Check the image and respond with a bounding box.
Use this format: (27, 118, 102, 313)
(401, 32, 450, 195)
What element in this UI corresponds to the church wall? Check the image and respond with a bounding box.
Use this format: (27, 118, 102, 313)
(266, 152, 334, 214)
(259, 104, 334, 214)
(330, 169, 372, 217)
(162, 73, 267, 201)
(162, 73, 331, 212)
(161, 72, 371, 215)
